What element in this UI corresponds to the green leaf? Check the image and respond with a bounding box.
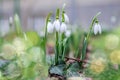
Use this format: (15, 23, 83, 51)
(62, 38, 68, 60)
(49, 64, 66, 77)
(66, 62, 80, 78)
(81, 37, 87, 60)
(22, 62, 36, 79)
(14, 14, 22, 35)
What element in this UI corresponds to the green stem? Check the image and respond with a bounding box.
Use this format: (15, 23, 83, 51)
(45, 13, 52, 39)
(62, 43, 66, 60)
(59, 33, 64, 57)
(62, 38, 68, 60)
(54, 9, 60, 65)
(55, 32, 59, 65)
(43, 13, 52, 64)
(9, 21, 13, 33)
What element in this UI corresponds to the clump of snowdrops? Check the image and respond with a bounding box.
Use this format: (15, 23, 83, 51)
(44, 4, 102, 80)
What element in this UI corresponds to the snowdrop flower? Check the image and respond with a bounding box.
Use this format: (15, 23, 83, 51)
(93, 23, 102, 35)
(62, 3, 69, 23)
(53, 19, 60, 32)
(9, 17, 13, 32)
(64, 13, 69, 24)
(60, 22, 67, 33)
(9, 17, 13, 25)
(65, 30, 71, 37)
(47, 21, 54, 33)
(39, 31, 45, 37)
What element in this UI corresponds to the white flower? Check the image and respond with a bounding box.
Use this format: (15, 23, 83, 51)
(39, 31, 45, 37)
(65, 30, 71, 37)
(93, 23, 102, 35)
(64, 13, 69, 24)
(60, 22, 67, 33)
(53, 19, 60, 32)
(47, 21, 54, 33)
(9, 17, 13, 25)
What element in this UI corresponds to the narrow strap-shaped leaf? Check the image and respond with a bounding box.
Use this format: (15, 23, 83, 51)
(59, 33, 65, 57)
(81, 37, 87, 60)
(75, 48, 80, 58)
(62, 38, 68, 60)
(14, 14, 22, 35)
(55, 32, 59, 65)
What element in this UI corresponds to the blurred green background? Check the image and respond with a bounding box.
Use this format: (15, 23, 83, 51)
(0, 0, 120, 80)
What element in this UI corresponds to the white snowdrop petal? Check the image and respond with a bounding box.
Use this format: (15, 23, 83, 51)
(47, 22, 54, 33)
(64, 13, 69, 24)
(53, 20, 60, 32)
(93, 23, 102, 35)
(60, 22, 67, 33)
(93, 23, 98, 35)
(98, 24, 102, 34)
(9, 17, 13, 24)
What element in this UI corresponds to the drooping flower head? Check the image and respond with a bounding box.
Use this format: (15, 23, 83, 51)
(62, 3, 69, 24)
(47, 20, 54, 33)
(59, 8, 68, 33)
(63, 12, 69, 24)
(9, 17, 13, 32)
(53, 19, 60, 32)
(9, 17, 13, 25)
(60, 22, 67, 33)
(93, 21, 102, 35)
